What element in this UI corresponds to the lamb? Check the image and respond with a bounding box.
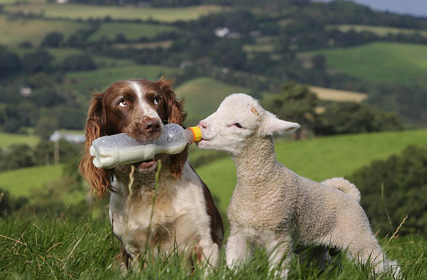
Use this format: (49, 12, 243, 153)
(196, 93, 401, 279)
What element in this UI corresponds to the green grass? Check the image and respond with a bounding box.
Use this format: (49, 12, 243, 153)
(331, 24, 427, 37)
(0, 165, 63, 198)
(0, 132, 40, 148)
(175, 77, 251, 126)
(61, 64, 180, 102)
(0, 215, 423, 279)
(195, 129, 427, 213)
(88, 22, 179, 41)
(0, 15, 89, 47)
(4, 3, 225, 22)
(313, 42, 427, 86)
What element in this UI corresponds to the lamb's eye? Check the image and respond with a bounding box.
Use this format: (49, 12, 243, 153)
(233, 123, 243, 128)
(118, 100, 127, 108)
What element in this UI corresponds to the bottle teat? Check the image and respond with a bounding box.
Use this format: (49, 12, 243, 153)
(187, 126, 202, 143)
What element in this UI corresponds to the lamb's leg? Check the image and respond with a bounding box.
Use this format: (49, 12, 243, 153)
(266, 237, 293, 279)
(226, 227, 252, 270)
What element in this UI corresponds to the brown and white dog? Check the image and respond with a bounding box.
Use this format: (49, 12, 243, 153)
(79, 78, 223, 272)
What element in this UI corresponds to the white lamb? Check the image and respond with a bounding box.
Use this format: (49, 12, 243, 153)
(197, 93, 401, 279)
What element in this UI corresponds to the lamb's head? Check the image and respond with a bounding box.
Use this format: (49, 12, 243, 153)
(197, 93, 300, 156)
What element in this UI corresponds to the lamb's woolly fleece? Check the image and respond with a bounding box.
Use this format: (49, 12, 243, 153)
(198, 93, 401, 279)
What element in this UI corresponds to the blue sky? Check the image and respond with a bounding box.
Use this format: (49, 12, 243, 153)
(312, 0, 427, 18)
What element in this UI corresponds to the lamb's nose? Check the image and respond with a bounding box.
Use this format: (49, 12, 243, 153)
(199, 121, 207, 129)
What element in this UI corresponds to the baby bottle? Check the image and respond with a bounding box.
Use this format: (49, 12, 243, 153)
(90, 124, 202, 169)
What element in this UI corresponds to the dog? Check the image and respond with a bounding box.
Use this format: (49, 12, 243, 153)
(79, 78, 223, 272)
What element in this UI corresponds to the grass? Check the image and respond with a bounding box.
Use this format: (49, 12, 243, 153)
(0, 15, 89, 47)
(61, 64, 180, 102)
(0, 214, 424, 279)
(88, 22, 179, 41)
(309, 86, 367, 103)
(4, 3, 225, 22)
(330, 24, 427, 37)
(313, 42, 427, 86)
(0, 132, 40, 148)
(0, 165, 64, 198)
(175, 77, 251, 126)
(194, 129, 427, 213)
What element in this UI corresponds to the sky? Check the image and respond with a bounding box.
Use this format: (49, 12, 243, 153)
(313, 0, 427, 18)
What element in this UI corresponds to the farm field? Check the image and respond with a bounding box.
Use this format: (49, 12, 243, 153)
(195, 129, 427, 213)
(0, 15, 88, 47)
(309, 86, 367, 102)
(87, 22, 179, 42)
(0, 164, 63, 198)
(331, 24, 427, 37)
(175, 77, 252, 125)
(3, 3, 225, 22)
(0, 132, 40, 148)
(314, 42, 427, 85)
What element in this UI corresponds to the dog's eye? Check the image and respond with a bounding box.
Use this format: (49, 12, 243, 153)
(153, 96, 160, 105)
(118, 100, 128, 108)
(233, 123, 244, 128)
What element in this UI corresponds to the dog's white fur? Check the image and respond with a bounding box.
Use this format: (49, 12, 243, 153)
(197, 93, 401, 278)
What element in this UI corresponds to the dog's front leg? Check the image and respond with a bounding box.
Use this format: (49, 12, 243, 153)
(226, 226, 252, 271)
(266, 237, 293, 279)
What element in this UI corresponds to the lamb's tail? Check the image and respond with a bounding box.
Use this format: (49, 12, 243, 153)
(321, 177, 361, 203)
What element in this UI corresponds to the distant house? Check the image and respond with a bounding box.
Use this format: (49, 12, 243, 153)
(56, 0, 69, 4)
(20, 87, 32, 96)
(49, 131, 85, 143)
(214, 27, 241, 39)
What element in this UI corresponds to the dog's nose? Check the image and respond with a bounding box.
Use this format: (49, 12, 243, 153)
(142, 118, 161, 133)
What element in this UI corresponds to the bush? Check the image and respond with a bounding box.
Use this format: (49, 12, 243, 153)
(61, 54, 97, 72)
(349, 144, 427, 236)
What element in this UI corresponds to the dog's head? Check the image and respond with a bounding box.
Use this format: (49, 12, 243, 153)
(79, 78, 187, 198)
(197, 93, 299, 156)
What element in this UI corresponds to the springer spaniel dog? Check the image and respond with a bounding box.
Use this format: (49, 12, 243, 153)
(79, 78, 223, 272)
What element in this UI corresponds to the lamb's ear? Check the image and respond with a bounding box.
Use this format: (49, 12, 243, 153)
(260, 113, 300, 136)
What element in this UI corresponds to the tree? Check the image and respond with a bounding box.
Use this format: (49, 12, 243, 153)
(0, 48, 22, 77)
(262, 82, 319, 139)
(314, 102, 402, 135)
(40, 32, 64, 48)
(61, 54, 97, 71)
(349, 144, 427, 236)
(22, 50, 54, 74)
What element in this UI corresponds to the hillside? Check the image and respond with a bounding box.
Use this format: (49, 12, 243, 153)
(195, 129, 427, 213)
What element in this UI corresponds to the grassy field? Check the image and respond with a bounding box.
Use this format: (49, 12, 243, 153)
(309, 86, 367, 103)
(0, 165, 63, 198)
(0, 216, 424, 279)
(61, 64, 180, 102)
(0, 132, 40, 148)
(175, 77, 251, 125)
(4, 3, 225, 22)
(314, 42, 427, 85)
(331, 24, 427, 37)
(88, 22, 178, 42)
(0, 15, 88, 47)
(195, 129, 427, 213)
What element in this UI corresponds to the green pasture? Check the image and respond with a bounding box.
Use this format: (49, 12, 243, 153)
(0, 164, 63, 198)
(4, 3, 225, 22)
(61, 64, 179, 102)
(196, 129, 427, 213)
(0, 132, 40, 148)
(0, 15, 88, 47)
(88, 22, 179, 42)
(331, 24, 427, 37)
(314, 42, 427, 85)
(175, 77, 251, 125)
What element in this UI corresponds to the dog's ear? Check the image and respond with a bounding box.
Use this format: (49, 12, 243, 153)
(78, 93, 113, 198)
(157, 77, 188, 178)
(259, 112, 300, 136)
